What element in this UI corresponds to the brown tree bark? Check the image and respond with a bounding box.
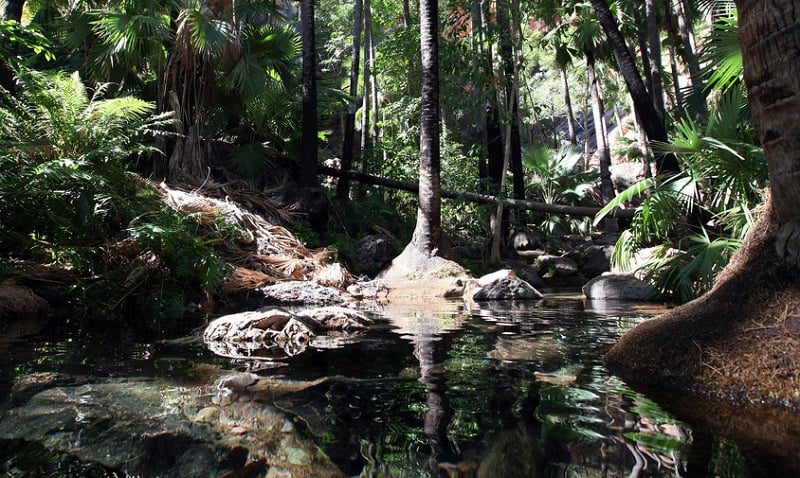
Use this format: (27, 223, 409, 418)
(336, 0, 363, 201)
(645, 0, 666, 123)
(561, 68, 578, 146)
(674, 0, 708, 117)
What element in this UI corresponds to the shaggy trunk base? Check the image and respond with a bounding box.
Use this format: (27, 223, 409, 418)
(606, 199, 800, 407)
(377, 244, 470, 301)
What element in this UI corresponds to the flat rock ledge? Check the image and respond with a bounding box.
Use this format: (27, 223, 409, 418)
(203, 307, 372, 359)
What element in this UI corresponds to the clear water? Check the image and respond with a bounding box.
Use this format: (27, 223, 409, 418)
(0, 294, 797, 477)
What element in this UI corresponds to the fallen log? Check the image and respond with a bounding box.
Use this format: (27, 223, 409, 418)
(320, 166, 635, 219)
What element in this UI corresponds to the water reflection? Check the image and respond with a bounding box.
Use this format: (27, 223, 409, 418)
(3, 298, 800, 477)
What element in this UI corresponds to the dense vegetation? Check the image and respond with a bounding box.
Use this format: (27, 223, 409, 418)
(0, 0, 762, 316)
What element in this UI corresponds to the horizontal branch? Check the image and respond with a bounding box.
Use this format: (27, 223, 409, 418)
(319, 166, 635, 219)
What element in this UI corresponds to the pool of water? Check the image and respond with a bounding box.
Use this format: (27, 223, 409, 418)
(1, 294, 797, 477)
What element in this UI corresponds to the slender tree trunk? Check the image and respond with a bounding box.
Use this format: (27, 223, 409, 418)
(480, 0, 503, 192)
(633, 6, 655, 102)
(674, 0, 708, 117)
(587, 49, 618, 233)
(645, 0, 666, 124)
(367, 1, 379, 157)
(336, 0, 363, 201)
(359, 0, 372, 174)
(2, 0, 24, 21)
(496, 0, 525, 222)
(589, 0, 680, 175)
(665, 3, 684, 114)
(299, 0, 318, 187)
(739, 0, 800, 265)
(561, 68, 578, 146)
(412, 0, 442, 255)
(402, 0, 412, 28)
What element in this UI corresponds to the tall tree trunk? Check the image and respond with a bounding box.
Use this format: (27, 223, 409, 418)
(674, 0, 708, 117)
(359, 0, 372, 174)
(480, 0, 503, 192)
(665, 3, 684, 114)
(402, 0, 412, 28)
(299, 0, 318, 188)
(740, 0, 800, 265)
(645, 0, 666, 124)
(587, 49, 618, 233)
(336, 0, 363, 201)
(633, 5, 655, 103)
(366, 1, 379, 158)
(561, 68, 578, 146)
(589, 0, 680, 175)
(412, 0, 442, 255)
(2, 0, 24, 21)
(496, 0, 525, 224)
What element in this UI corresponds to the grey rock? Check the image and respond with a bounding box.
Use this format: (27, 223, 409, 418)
(582, 273, 657, 301)
(504, 260, 544, 288)
(581, 245, 614, 278)
(355, 234, 398, 275)
(537, 255, 579, 277)
(258, 282, 343, 306)
(468, 271, 544, 301)
(511, 230, 542, 252)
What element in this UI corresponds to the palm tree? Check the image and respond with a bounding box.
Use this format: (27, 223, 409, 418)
(589, 0, 680, 174)
(412, 0, 442, 254)
(299, 0, 318, 188)
(645, 0, 666, 123)
(336, 0, 362, 200)
(606, 0, 800, 406)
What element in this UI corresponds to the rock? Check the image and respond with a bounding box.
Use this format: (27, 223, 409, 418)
(611, 162, 646, 193)
(511, 230, 542, 252)
(537, 255, 579, 277)
(581, 245, 614, 278)
(9, 372, 88, 405)
(609, 245, 681, 279)
(203, 309, 315, 359)
(301, 306, 372, 331)
(312, 263, 355, 289)
(258, 282, 343, 306)
(582, 273, 658, 301)
(592, 233, 621, 246)
(354, 234, 398, 275)
(505, 260, 544, 288)
(0, 281, 49, 321)
(466, 270, 544, 301)
(0, 378, 343, 477)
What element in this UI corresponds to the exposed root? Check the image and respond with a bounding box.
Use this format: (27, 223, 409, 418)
(606, 195, 800, 407)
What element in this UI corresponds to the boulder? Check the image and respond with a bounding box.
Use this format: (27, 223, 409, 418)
(466, 270, 544, 301)
(504, 260, 544, 288)
(581, 245, 614, 278)
(302, 306, 372, 331)
(582, 273, 658, 301)
(257, 282, 343, 306)
(611, 246, 680, 279)
(355, 234, 398, 275)
(0, 281, 49, 321)
(537, 255, 579, 277)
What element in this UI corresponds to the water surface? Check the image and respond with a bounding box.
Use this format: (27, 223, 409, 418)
(1, 294, 796, 476)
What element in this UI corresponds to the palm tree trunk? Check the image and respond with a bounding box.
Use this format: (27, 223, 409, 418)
(480, 0, 503, 192)
(645, 0, 666, 123)
(587, 49, 618, 233)
(366, 1, 379, 158)
(412, 0, 442, 255)
(2, 0, 23, 21)
(299, 0, 318, 188)
(561, 68, 578, 146)
(589, 0, 680, 175)
(633, 5, 655, 102)
(496, 0, 525, 224)
(402, 0, 412, 28)
(336, 0, 363, 201)
(359, 0, 372, 174)
(740, 0, 800, 265)
(674, 0, 707, 117)
(664, 2, 684, 114)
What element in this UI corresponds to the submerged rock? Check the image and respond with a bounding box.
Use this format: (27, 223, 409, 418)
(465, 270, 544, 302)
(0, 377, 343, 477)
(583, 273, 657, 301)
(257, 282, 344, 306)
(203, 307, 372, 360)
